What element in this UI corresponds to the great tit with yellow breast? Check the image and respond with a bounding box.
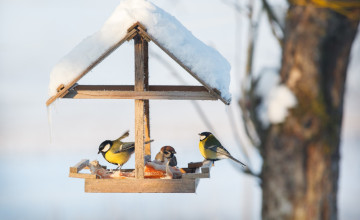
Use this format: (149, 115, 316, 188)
(199, 132, 246, 167)
(98, 130, 153, 170)
(155, 146, 177, 167)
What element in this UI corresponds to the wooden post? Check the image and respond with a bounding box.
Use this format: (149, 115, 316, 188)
(134, 34, 150, 179)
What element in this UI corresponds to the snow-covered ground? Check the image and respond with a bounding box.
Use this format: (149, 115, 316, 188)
(0, 0, 359, 219)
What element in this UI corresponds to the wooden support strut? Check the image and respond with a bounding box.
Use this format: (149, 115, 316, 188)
(134, 33, 150, 179)
(62, 85, 217, 100)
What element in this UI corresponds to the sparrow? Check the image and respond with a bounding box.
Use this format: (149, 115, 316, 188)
(98, 130, 153, 170)
(155, 146, 177, 167)
(198, 132, 246, 167)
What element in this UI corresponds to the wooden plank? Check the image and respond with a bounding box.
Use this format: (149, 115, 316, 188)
(137, 28, 230, 105)
(64, 89, 217, 100)
(69, 85, 214, 92)
(201, 160, 213, 173)
(188, 162, 204, 169)
(127, 21, 147, 33)
(45, 29, 138, 106)
(69, 173, 97, 179)
(63, 85, 217, 100)
(182, 172, 210, 179)
(144, 99, 151, 162)
(69, 159, 89, 173)
(142, 35, 151, 162)
(85, 178, 196, 193)
(134, 34, 148, 179)
(135, 99, 145, 179)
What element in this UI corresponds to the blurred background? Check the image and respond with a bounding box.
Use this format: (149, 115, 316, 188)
(0, 0, 358, 219)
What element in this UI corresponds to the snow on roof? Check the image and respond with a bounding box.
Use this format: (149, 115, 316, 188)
(48, 0, 231, 103)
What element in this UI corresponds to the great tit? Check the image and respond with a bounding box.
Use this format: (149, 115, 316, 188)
(155, 146, 177, 167)
(98, 130, 153, 170)
(198, 131, 246, 167)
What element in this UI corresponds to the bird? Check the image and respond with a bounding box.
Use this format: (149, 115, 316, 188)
(98, 130, 153, 170)
(154, 146, 177, 167)
(198, 131, 246, 167)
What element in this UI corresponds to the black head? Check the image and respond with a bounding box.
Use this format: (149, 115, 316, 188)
(98, 140, 112, 155)
(199, 132, 212, 141)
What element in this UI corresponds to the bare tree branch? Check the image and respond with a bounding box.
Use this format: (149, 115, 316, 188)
(261, 0, 284, 46)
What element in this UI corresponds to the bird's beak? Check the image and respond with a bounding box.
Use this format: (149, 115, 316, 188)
(98, 150, 101, 154)
(198, 133, 201, 136)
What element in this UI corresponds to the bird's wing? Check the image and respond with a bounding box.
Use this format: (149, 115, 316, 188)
(115, 130, 130, 142)
(169, 156, 177, 167)
(207, 144, 231, 156)
(114, 142, 134, 153)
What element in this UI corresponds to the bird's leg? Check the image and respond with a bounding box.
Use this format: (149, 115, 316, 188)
(116, 164, 123, 175)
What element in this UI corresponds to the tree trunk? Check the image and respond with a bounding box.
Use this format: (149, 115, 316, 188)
(261, 4, 359, 220)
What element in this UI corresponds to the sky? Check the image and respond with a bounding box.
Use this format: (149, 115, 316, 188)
(0, 0, 359, 219)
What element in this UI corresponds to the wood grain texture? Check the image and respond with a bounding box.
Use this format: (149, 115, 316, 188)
(84, 178, 196, 193)
(69, 173, 97, 179)
(134, 34, 148, 179)
(135, 100, 145, 179)
(63, 89, 216, 100)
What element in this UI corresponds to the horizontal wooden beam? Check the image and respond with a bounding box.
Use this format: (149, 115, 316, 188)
(45, 29, 138, 106)
(85, 178, 197, 193)
(62, 85, 218, 101)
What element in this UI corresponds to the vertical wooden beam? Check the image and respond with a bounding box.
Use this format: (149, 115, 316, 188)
(134, 34, 150, 179)
(142, 36, 151, 161)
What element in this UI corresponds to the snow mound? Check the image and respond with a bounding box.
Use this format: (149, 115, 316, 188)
(48, 0, 231, 102)
(256, 72, 297, 127)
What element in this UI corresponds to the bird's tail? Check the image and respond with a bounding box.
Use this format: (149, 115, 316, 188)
(228, 155, 246, 168)
(116, 130, 130, 142)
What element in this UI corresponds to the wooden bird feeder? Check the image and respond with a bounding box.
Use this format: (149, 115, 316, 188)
(47, 22, 229, 193)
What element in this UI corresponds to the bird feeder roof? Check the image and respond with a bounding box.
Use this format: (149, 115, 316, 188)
(47, 0, 231, 105)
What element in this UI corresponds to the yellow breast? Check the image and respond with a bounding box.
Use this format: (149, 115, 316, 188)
(199, 140, 217, 160)
(105, 150, 131, 165)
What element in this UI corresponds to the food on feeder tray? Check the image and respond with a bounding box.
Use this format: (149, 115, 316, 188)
(88, 160, 184, 179)
(89, 160, 112, 178)
(146, 161, 184, 179)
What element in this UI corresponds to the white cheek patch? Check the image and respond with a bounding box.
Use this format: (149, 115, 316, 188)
(102, 144, 111, 152)
(200, 135, 206, 140)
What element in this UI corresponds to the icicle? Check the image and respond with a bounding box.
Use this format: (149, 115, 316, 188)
(224, 103, 230, 113)
(47, 101, 56, 143)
